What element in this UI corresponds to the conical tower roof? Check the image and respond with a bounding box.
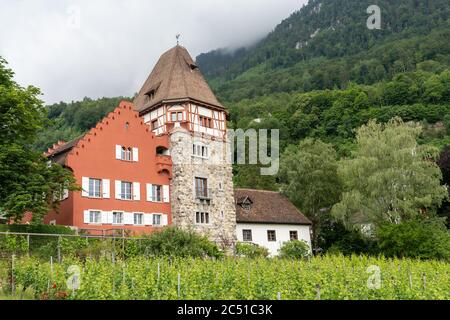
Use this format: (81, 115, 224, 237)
(134, 45, 225, 113)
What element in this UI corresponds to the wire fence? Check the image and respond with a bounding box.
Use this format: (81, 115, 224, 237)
(0, 231, 150, 262)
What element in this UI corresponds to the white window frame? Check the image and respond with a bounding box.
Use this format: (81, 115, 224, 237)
(152, 185, 162, 202)
(118, 146, 137, 162)
(89, 210, 102, 224)
(121, 181, 133, 200)
(192, 143, 209, 159)
(153, 214, 162, 226)
(171, 111, 183, 122)
(88, 178, 102, 198)
(133, 213, 144, 226)
(112, 211, 124, 225)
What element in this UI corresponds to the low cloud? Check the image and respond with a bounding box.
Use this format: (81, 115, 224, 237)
(0, 0, 305, 104)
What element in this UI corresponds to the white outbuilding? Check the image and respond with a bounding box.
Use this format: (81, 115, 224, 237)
(234, 189, 313, 256)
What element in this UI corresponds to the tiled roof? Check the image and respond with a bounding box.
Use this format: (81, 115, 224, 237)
(234, 189, 312, 225)
(46, 137, 83, 165)
(134, 45, 225, 113)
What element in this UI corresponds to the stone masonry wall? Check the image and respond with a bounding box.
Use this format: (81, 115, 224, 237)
(169, 127, 237, 249)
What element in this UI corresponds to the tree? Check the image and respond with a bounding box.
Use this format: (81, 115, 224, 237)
(279, 138, 342, 250)
(332, 118, 448, 231)
(0, 57, 78, 223)
(436, 146, 450, 227)
(377, 218, 450, 261)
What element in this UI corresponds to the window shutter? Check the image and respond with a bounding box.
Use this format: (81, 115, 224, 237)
(63, 188, 69, 200)
(163, 185, 170, 203)
(108, 211, 114, 224)
(146, 184, 153, 202)
(101, 211, 109, 224)
(115, 180, 121, 199)
(82, 177, 89, 197)
(133, 182, 141, 201)
(124, 212, 133, 225)
(132, 148, 139, 162)
(83, 210, 90, 223)
(144, 214, 153, 226)
(116, 145, 122, 160)
(102, 179, 110, 199)
(162, 214, 169, 226)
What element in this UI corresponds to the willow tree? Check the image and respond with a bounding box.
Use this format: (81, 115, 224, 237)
(332, 118, 448, 231)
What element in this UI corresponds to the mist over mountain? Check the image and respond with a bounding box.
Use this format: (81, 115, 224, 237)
(196, 0, 450, 102)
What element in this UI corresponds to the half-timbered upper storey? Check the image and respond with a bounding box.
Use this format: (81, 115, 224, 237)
(134, 45, 228, 139)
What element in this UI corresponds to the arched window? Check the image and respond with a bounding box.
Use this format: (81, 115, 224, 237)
(121, 146, 133, 161)
(157, 146, 169, 156)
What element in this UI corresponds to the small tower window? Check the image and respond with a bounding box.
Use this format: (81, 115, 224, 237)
(171, 112, 183, 122)
(151, 119, 158, 130)
(145, 89, 156, 101)
(145, 82, 161, 101)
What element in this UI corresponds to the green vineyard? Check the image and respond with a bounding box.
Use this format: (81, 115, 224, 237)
(1, 255, 449, 300)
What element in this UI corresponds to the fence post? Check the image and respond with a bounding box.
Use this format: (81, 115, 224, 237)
(157, 263, 160, 283)
(11, 254, 15, 296)
(422, 274, 426, 291)
(408, 272, 413, 290)
(177, 273, 181, 298)
(50, 256, 53, 280)
(27, 234, 30, 257)
(316, 284, 321, 300)
(122, 230, 125, 253)
(277, 292, 281, 300)
(57, 236, 62, 263)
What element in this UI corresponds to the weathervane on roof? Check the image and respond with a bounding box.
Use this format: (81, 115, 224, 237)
(176, 34, 181, 46)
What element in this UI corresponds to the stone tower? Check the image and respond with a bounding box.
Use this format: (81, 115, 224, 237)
(134, 45, 236, 248)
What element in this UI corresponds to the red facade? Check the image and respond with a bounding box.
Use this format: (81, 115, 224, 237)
(45, 101, 172, 235)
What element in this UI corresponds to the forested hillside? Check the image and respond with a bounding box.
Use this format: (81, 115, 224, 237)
(230, 69, 450, 188)
(197, 0, 450, 102)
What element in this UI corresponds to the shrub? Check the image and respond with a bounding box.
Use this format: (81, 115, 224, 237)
(0, 233, 28, 256)
(278, 240, 311, 259)
(377, 218, 450, 261)
(0, 224, 75, 235)
(142, 227, 223, 259)
(235, 242, 269, 258)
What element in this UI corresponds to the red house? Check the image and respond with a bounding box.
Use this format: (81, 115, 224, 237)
(45, 101, 172, 235)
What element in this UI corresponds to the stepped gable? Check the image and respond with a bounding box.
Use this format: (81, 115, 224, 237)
(46, 101, 164, 166)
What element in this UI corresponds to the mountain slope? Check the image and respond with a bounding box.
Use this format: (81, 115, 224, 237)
(197, 0, 450, 102)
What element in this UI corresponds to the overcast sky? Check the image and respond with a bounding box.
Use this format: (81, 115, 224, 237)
(0, 0, 307, 104)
